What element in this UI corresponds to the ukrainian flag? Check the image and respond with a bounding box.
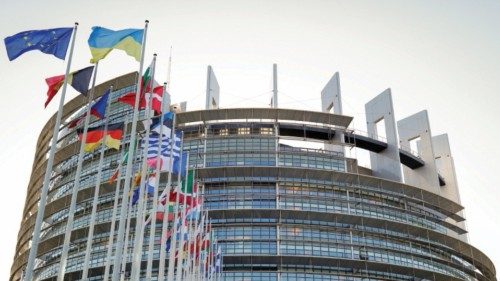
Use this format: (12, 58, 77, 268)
(88, 26, 144, 63)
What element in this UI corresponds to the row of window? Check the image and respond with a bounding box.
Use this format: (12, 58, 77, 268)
(205, 196, 446, 233)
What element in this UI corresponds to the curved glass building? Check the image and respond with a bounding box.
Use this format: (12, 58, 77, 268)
(10, 70, 497, 281)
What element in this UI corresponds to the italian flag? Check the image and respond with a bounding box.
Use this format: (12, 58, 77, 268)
(141, 60, 153, 93)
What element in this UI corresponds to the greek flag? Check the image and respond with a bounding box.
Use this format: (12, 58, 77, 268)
(142, 131, 182, 172)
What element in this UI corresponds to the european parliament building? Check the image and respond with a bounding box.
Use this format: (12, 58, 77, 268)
(10, 67, 496, 281)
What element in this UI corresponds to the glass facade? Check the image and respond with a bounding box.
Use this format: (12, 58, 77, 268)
(10, 76, 495, 281)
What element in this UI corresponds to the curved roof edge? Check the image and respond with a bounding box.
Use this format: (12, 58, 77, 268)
(176, 108, 353, 128)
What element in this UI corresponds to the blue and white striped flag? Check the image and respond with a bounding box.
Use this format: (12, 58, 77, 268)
(142, 131, 182, 172)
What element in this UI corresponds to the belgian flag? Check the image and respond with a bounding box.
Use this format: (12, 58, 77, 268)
(44, 66, 94, 107)
(77, 123, 124, 152)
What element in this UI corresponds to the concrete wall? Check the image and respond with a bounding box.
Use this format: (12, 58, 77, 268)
(321, 72, 342, 115)
(365, 89, 402, 182)
(397, 110, 440, 194)
(433, 134, 468, 241)
(321, 72, 344, 156)
(206, 65, 220, 110)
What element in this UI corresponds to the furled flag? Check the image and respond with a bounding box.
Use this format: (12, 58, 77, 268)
(165, 236, 172, 253)
(150, 112, 174, 135)
(163, 218, 188, 253)
(129, 172, 141, 204)
(88, 26, 144, 63)
(107, 139, 135, 183)
(4, 27, 73, 61)
(172, 152, 188, 177)
(215, 244, 222, 273)
(68, 89, 110, 128)
(77, 122, 124, 152)
(131, 174, 155, 205)
(45, 66, 94, 107)
(181, 170, 196, 195)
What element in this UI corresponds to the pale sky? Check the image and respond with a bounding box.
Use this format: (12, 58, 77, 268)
(0, 0, 499, 279)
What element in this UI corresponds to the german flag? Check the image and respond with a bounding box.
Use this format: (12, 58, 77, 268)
(78, 123, 124, 152)
(104, 123, 124, 150)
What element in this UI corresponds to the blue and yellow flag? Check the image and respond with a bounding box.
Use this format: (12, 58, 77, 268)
(87, 26, 143, 63)
(4, 27, 73, 61)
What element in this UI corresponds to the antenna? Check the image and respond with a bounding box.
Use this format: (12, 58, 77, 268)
(166, 46, 172, 91)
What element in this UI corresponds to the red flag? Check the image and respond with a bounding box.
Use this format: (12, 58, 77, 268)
(117, 92, 146, 108)
(118, 85, 163, 114)
(155, 211, 175, 222)
(44, 75, 65, 107)
(166, 190, 198, 206)
(150, 85, 163, 114)
(44, 66, 94, 108)
(67, 115, 84, 128)
(108, 168, 119, 184)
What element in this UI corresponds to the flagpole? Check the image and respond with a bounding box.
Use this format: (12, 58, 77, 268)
(24, 22, 78, 281)
(119, 179, 136, 281)
(189, 181, 197, 281)
(197, 186, 206, 280)
(205, 229, 209, 281)
(201, 213, 208, 281)
(210, 226, 215, 281)
(194, 178, 202, 279)
(112, 20, 149, 281)
(81, 83, 112, 280)
(103, 100, 129, 281)
(175, 155, 190, 281)
(198, 211, 206, 280)
(207, 221, 214, 281)
(185, 175, 196, 280)
(146, 82, 168, 279)
(57, 59, 100, 281)
(158, 113, 177, 281)
(120, 143, 146, 281)
(191, 185, 200, 280)
(130, 54, 157, 280)
(167, 133, 185, 280)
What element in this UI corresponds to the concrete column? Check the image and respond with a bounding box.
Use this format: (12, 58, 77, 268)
(321, 72, 345, 164)
(397, 110, 440, 193)
(206, 65, 220, 110)
(432, 134, 468, 241)
(365, 89, 402, 182)
(321, 72, 342, 114)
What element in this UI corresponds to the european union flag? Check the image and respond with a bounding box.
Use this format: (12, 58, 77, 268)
(4, 27, 73, 61)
